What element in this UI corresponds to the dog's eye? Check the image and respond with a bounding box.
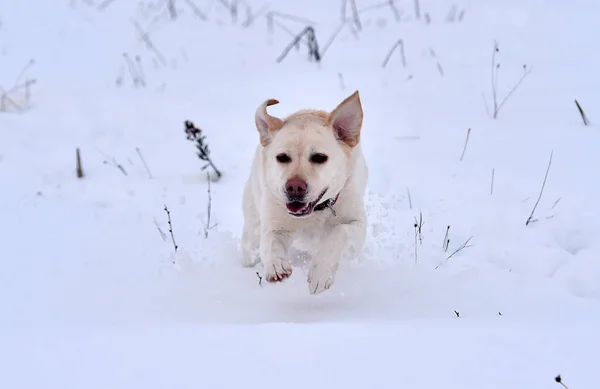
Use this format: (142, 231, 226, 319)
(276, 153, 291, 163)
(310, 153, 328, 164)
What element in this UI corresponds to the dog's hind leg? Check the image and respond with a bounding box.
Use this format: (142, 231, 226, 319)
(241, 179, 261, 267)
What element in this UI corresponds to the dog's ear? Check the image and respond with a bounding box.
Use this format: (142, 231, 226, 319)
(255, 99, 284, 147)
(328, 90, 363, 148)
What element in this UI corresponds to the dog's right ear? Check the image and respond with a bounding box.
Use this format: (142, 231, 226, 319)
(255, 99, 284, 147)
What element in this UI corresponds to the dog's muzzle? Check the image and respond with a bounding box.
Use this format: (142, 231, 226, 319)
(286, 188, 337, 217)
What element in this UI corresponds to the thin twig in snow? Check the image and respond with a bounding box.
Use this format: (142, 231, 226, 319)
(406, 187, 413, 209)
(574, 99, 590, 126)
(490, 168, 495, 195)
(442, 225, 450, 252)
(76, 148, 84, 178)
(381, 39, 406, 68)
(446, 4, 457, 22)
(97, 0, 118, 10)
(459, 128, 471, 161)
(526, 150, 554, 226)
(413, 212, 424, 257)
(267, 11, 316, 28)
(131, 18, 167, 66)
(338, 73, 345, 89)
(98, 149, 128, 176)
(388, 0, 401, 21)
(242, 4, 268, 27)
(320, 22, 347, 57)
(555, 375, 570, 389)
(436, 61, 444, 76)
(486, 41, 532, 119)
(203, 172, 217, 238)
(447, 236, 473, 260)
(164, 205, 178, 252)
(167, 0, 177, 19)
(414, 0, 421, 20)
(154, 218, 168, 241)
(341, 0, 362, 28)
(184, 0, 208, 21)
(413, 222, 419, 263)
(495, 64, 531, 118)
(14, 59, 35, 86)
(123, 53, 146, 88)
(136, 147, 153, 179)
(0, 59, 36, 113)
(276, 26, 321, 63)
(321, 1, 400, 58)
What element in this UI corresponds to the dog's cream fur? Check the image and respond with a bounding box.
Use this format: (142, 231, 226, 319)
(241, 91, 368, 294)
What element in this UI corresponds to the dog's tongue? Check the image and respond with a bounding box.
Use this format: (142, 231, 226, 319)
(286, 201, 308, 214)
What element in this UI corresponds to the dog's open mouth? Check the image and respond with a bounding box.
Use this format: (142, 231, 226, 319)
(286, 189, 327, 217)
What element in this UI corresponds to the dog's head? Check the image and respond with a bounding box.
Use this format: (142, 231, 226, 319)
(254, 91, 363, 218)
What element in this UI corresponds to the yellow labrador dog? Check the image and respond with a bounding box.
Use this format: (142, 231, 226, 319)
(241, 91, 368, 294)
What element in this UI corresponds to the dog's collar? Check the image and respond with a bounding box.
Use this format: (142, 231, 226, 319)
(314, 193, 340, 212)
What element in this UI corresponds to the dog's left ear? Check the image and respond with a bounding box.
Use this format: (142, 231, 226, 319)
(255, 99, 284, 147)
(328, 90, 363, 148)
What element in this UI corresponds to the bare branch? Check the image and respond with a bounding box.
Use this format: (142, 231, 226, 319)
(526, 150, 553, 226)
(442, 225, 450, 252)
(487, 41, 532, 119)
(447, 236, 473, 260)
(414, 0, 421, 20)
(459, 128, 471, 161)
(98, 149, 128, 176)
(242, 4, 268, 27)
(276, 26, 321, 63)
(97, 0, 118, 10)
(164, 205, 178, 252)
(184, 0, 208, 21)
(347, 0, 362, 31)
(574, 99, 590, 126)
(204, 172, 214, 238)
(388, 0, 401, 21)
(555, 375, 570, 389)
(76, 148, 84, 178)
(382, 39, 406, 68)
(130, 18, 167, 66)
(413, 212, 424, 263)
(136, 147, 153, 179)
(154, 218, 168, 241)
(495, 65, 532, 118)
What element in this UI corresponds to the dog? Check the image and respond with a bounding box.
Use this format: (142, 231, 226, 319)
(241, 91, 368, 294)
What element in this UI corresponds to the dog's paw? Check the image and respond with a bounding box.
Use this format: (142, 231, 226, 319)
(242, 254, 261, 268)
(307, 264, 336, 294)
(264, 260, 293, 283)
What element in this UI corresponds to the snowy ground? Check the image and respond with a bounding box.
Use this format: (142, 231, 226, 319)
(1, 0, 599, 387)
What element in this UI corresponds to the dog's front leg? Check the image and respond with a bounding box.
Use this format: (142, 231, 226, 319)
(308, 220, 365, 294)
(260, 228, 292, 282)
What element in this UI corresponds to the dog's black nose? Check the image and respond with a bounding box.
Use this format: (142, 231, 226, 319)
(285, 179, 307, 198)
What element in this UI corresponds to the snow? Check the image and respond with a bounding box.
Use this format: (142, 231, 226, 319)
(1, 0, 599, 387)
